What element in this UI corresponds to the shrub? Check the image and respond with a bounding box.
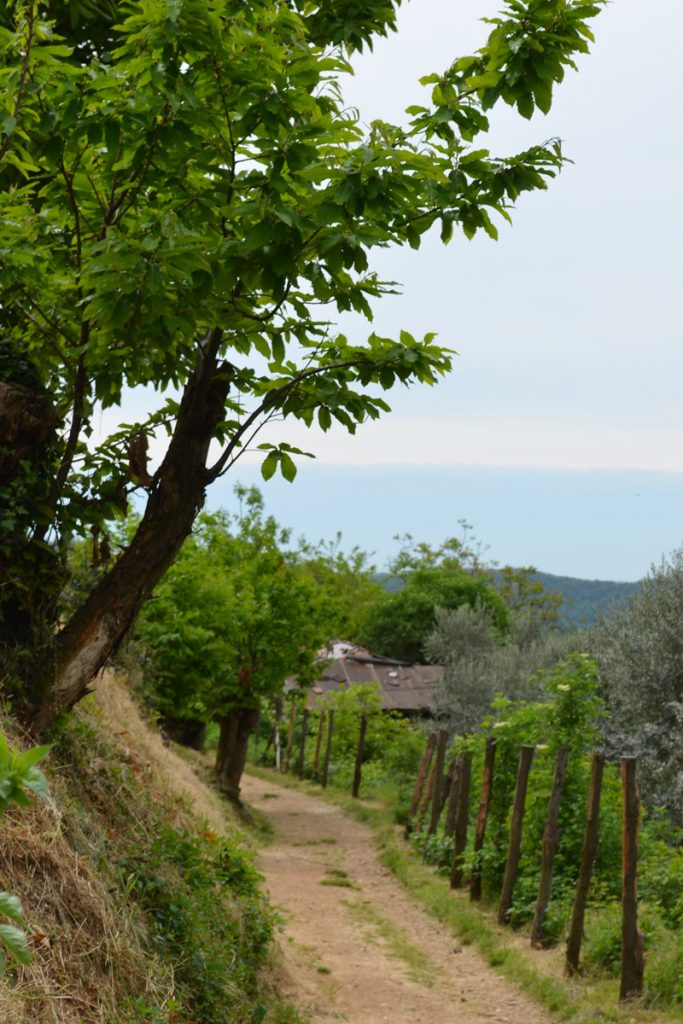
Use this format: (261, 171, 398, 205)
(119, 827, 274, 1024)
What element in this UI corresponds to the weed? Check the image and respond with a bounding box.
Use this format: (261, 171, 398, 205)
(119, 826, 275, 1024)
(292, 838, 337, 847)
(343, 898, 439, 987)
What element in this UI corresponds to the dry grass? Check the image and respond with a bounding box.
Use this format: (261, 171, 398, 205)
(90, 671, 240, 836)
(0, 671, 247, 1023)
(0, 730, 170, 1021)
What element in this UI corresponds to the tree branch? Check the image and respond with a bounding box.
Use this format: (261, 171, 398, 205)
(205, 357, 359, 482)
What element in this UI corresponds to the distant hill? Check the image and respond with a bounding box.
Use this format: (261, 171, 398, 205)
(376, 570, 641, 628)
(530, 572, 641, 627)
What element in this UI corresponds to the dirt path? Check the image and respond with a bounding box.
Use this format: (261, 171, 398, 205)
(242, 773, 552, 1024)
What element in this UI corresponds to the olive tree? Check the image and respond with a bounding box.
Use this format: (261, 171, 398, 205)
(425, 603, 574, 733)
(0, 0, 604, 732)
(590, 555, 683, 824)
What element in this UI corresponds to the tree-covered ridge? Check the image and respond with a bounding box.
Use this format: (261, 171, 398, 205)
(529, 572, 641, 626)
(379, 571, 641, 628)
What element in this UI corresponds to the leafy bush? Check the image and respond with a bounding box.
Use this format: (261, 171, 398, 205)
(639, 823, 683, 928)
(582, 903, 622, 975)
(119, 826, 274, 1024)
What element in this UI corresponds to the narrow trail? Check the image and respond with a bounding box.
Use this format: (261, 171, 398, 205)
(242, 773, 552, 1024)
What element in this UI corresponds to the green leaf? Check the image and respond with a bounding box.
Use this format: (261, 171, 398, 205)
(21, 767, 49, 800)
(0, 893, 24, 925)
(16, 744, 51, 771)
(279, 453, 297, 482)
(0, 924, 31, 965)
(261, 453, 278, 481)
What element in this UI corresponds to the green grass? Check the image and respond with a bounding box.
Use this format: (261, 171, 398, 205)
(320, 877, 358, 890)
(343, 896, 439, 987)
(292, 838, 337, 847)
(246, 763, 683, 1024)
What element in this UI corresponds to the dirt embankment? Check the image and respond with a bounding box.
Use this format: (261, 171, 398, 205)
(243, 772, 552, 1024)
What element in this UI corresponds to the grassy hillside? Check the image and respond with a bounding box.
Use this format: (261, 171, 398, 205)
(378, 571, 641, 628)
(0, 675, 297, 1024)
(530, 571, 641, 627)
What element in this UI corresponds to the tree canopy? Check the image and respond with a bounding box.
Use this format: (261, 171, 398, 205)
(358, 565, 508, 663)
(0, 0, 604, 731)
(590, 552, 683, 827)
(135, 485, 377, 793)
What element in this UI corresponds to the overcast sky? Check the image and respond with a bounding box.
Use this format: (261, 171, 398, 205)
(243, 0, 683, 473)
(127, 2, 683, 580)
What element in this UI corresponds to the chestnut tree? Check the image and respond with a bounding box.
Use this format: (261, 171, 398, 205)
(0, 0, 603, 731)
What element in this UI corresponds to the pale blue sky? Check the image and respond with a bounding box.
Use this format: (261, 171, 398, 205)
(211, 465, 683, 581)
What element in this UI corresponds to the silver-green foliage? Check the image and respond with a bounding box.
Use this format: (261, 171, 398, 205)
(425, 604, 574, 734)
(591, 553, 683, 824)
(0, 733, 50, 972)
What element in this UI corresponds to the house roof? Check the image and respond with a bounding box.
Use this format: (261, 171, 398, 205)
(285, 641, 442, 714)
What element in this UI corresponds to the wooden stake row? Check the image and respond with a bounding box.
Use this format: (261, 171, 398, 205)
(276, 705, 369, 798)
(406, 731, 643, 1002)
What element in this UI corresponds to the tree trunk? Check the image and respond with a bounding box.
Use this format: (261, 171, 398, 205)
(215, 706, 260, 800)
(22, 348, 231, 734)
(0, 377, 63, 715)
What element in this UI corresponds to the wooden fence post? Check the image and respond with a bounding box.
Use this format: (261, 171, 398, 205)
(498, 744, 535, 925)
(620, 756, 643, 1000)
(531, 745, 569, 946)
(428, 729, 449, 835)
(470, 737, 496, 901)
(566, 752, 605, 975)
(405, 729, 438, 831)
(274, 721, 281, 771)
(283, 702, 296, 773)
(296, 708, 309, 779)
(321, 709, 334, 789)
(450, 750, 472, 889)
(352, 714, 368, 798)
(444, 756, 461, 838)
(273, 698, 283, 770)
(416, 756, 438, 833)
(438, 756, 456, 819)
(312, 711, 325, 778)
